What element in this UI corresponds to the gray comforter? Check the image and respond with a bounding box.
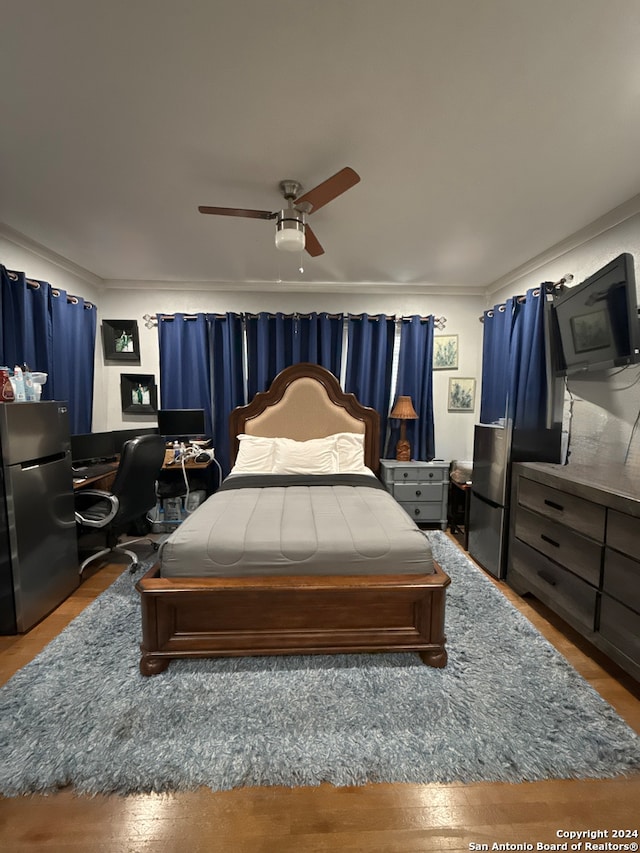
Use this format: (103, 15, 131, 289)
(159, 473, 435, 578)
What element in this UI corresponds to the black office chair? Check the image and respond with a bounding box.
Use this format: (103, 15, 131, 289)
(74, 434, 166, 575)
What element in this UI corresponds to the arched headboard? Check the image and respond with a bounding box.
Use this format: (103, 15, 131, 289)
(229, 363, 380, 473)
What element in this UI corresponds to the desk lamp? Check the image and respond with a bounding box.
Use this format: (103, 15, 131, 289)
(390, 396, 418, 461)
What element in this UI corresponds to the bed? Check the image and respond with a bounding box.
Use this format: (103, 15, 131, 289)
(136, 362, 450, 675)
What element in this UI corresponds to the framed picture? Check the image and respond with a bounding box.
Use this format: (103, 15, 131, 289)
(102, 320, 140, 362)
(120, 373, 157, 414)
(447, 377, 476, 412)
(433, 334, 458, 370)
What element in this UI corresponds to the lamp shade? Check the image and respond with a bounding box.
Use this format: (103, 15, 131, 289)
(275, 209, 306, 252)
(390, 395, 418, 420)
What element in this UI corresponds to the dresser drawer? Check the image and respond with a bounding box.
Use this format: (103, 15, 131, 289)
(607, 509, 640, 560)
(399, 502, 442, 523)
(509, 538, 597, 632)
(392, 466, 444, 483)
(599, 594, 640, 666)
(603, 547, 640, 613)
(517, 478, 606, 541)
(394, 482, 443, 503)
(515, 506, 602, 587)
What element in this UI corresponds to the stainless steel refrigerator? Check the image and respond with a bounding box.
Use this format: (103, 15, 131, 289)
(0, 401, 79, 633)
(467, 422, 562, 579)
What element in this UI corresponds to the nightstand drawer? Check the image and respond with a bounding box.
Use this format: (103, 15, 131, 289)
(517, 478, 605, 541)
(394, 482, 443, 502)
(603, 547, 640, 613)
(392, 466, 444, 482)
(399, 502, 442, 522)
(510, 538, 598, 633)
(515, 506, 602, 587)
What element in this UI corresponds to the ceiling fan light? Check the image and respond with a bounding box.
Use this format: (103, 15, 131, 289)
(275, 210, 306, 252)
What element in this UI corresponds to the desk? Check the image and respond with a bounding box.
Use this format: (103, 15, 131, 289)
(73, 451, 214, 490)
(72, 462, 119, 491)
(162, 449, 213, 471)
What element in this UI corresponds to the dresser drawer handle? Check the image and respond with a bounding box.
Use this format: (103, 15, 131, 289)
(415, 489, 421, 496)
(544, 498, 564, 512)
(540, 534, 560, 548)
(537, 571, 557, 587)
(403, 472, 409, 478)
(428, 472, 434, 478)
(414, 508, 421, 516)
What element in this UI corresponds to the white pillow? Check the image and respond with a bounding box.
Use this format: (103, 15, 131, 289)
(232, 434, 277, 473)
(333, 432, 367, 473)
(272, 435, 339, 475)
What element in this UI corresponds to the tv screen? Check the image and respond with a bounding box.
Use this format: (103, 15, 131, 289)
(157, 409, 206, 440)
(552, 253, 639, 375)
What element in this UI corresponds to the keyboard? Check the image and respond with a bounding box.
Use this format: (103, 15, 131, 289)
(72, 462, 117, 479)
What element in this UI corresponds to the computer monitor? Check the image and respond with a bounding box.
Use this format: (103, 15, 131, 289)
(70, 431, 117, 465)
(112, 427, 159, 455)
(156, 409, 206, 442)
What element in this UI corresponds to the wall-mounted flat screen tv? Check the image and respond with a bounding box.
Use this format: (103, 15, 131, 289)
(157, 408, 206, 440)
(551, 252, 640, 375)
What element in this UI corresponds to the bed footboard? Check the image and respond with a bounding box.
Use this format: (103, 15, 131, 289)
(136, 563, 450, 675)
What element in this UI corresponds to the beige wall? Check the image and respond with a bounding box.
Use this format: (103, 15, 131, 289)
(97, 286, 485, 463)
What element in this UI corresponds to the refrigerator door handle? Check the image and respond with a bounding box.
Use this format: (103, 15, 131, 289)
(21, 451, 67, 471)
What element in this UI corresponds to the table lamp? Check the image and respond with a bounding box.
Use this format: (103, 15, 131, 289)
(390, 395, 418, 461)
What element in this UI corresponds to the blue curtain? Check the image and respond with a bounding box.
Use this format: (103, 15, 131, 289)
(479, 297, 516, 425)
(345, 314, 395, 457)
(245, 313, 294, 399)
(508, 286, 550, 430)
(49, 289, 96, 433)
(291, 312, 343, 377)
(246, 312, 343, 398)
(0, 266, 96, 433)
(209, 313, 245, 476)
(389, 315, 435, 460)
(157, 313, 213, 438)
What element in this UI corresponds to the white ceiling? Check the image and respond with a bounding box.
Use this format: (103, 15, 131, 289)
(2, 0, 640, 292)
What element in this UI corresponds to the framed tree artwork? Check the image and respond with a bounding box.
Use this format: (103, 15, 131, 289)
(447, 377, 476, 412)
(102, 320, 140, 362)
(433, 335, 458, 370)
(120, 374, 157, 414)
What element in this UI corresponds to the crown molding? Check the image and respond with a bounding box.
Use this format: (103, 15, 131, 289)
(0, 223, 104, 289)
(102, 278, 480, 297)
(485, 193, 640, 297)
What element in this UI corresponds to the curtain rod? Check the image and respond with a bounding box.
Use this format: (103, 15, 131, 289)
(5, 269, 95, 309)
(478, 277, 572, 322)
(143, 312, 447, 329)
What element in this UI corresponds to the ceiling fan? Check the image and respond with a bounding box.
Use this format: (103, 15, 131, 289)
(198, 166, 360, 257)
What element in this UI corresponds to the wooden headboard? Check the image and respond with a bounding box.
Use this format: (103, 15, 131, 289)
(229, 363, 380, 473)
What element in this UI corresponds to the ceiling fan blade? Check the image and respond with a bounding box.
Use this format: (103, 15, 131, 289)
(295, 167, 360, 214)
(304, 224, 324, 257)
(198, 206, 275, 220)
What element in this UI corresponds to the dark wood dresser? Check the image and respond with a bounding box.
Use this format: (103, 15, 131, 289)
(508, 461, 640, 682)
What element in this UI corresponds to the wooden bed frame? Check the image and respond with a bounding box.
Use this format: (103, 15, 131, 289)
(137, 363, 450, 675)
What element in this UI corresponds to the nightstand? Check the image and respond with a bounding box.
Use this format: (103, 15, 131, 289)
(379, 459, 449, 529)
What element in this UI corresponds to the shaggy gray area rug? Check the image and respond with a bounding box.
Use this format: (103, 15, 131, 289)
(0, 532, 639, 795)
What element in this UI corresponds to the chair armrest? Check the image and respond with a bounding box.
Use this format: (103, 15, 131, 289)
(74, 490, 120, 528)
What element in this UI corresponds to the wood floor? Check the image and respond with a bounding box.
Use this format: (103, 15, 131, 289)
(0, 536, 638, 853)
